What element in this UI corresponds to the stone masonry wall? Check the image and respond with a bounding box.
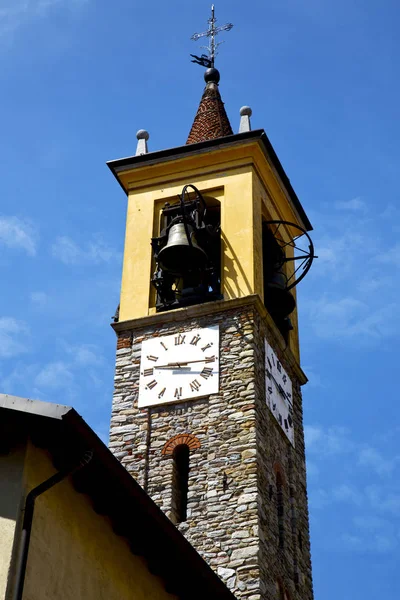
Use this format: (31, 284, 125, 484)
(109, 304, 313, 600)
(253, 311, 314, 600)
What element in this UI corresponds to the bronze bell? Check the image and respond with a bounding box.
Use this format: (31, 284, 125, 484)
(266, 270, 296, 319)
(158, 222, 208, 275)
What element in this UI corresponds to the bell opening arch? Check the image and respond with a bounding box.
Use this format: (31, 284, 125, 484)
(150, 186, 221, 313)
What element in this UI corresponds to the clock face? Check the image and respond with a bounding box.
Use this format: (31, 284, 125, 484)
(265, 340, 294, 447)
(138, 326, 219, 408)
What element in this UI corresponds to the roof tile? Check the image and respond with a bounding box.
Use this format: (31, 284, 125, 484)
(186, 82, 233, 144)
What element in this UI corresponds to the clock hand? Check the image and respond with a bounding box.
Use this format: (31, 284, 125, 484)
(155, 358, 213, 369)
(267, 370, 288, 400)
(155, 362, 186, 369)
(175, 358, 214, 365)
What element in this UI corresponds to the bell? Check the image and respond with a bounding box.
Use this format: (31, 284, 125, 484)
(265, 271, 296, 319)
(158, 222, 208, 275)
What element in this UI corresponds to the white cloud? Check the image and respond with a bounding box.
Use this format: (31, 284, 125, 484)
(30, 291, 49, 307)
(308, 296, 400, 342)
(306, 424, 400, 476)
(358, 446, 400, 477)
(35, 360, 74, 389)
(0, 362, 37, 394)
(305, 425, 355, 456)
(0, 317, 30, 358)
(340, 515, 399, 554)
(304, 425, 323, 447)
(380, 203, 400, 220)
(374, 242, 400, 267)
(301, 199, 400, 346)
(0, 216, 37, 255)
(306, 421, 400, 556)
(365, 485, 400, 516)
(306, 460, 319, 478)
(332, 484, 361, 506)
(357, 275, 393, 294)
(309, 488, 330, 510)
(86, 239, 120, 263)
(51, 235, 121, 266)
(309, 229, 369, 280)
(341, 531, 397, 554)
(64, 343, 105, 367)
(29, 343, 108, 402)
(0, 0, 88, 38)
(335, 196, 367, 212)
(302, 366, 323, 388)
(353, 515, 391, 531)
(51, 236, 80, 264)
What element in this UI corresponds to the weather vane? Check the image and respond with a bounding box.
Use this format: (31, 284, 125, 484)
(190, 5, 233, 69)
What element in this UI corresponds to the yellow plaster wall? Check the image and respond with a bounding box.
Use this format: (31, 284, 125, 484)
(220, 169, 254, 300)
(119, 166, 255, 322)
(19, 442, 177, 600)
(120, 188, 155, 320)
(0, 447, 25, 600)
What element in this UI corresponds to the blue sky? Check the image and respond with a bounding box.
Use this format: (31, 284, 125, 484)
(1, 1, 399, 598)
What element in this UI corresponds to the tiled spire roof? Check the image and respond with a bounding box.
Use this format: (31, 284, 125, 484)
(186, 68, 233, 145)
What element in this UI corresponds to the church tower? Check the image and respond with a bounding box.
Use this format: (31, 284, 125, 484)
(108, 8, 315, 600)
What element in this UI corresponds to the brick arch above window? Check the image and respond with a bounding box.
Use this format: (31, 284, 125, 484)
(162, 434, 201, 456)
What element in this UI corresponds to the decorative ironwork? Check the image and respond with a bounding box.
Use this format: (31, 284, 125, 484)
(264, 221, 316, 291)
(190, 5, 233, 68)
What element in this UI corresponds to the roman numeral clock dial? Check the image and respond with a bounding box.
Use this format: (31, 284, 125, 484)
(138, 326, 219, 408)
(265, 340, 295, 447)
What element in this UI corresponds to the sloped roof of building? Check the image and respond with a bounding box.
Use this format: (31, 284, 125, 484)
(0, 393, 236, 600)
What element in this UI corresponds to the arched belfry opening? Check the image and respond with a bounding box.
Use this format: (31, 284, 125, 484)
(262, 220, 295, 341)
(151, 186, 222, 312)
(262, 218, 315, 341)
(171, 444, 190, 524)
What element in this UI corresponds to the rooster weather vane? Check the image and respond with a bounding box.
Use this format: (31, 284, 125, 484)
(190, 5, 233, 69)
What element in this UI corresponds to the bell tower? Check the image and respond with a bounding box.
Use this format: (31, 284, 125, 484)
(108, 8, 315, 600)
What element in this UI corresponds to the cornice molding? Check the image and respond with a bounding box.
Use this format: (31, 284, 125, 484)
(111, 294, 307, 385)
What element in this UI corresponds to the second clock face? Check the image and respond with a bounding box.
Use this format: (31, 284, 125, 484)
(265, 340, 295, 447)
(138, 326, 219, 408)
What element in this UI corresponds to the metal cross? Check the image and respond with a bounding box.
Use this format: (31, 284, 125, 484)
(190, 5, 233, 68)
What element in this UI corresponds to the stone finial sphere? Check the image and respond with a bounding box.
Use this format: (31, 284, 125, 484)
(204, 67, 220, 84)
(136, 129, 149, 141)
(240, 106, 252, 117)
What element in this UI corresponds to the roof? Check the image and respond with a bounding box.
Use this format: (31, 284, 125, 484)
(0, 393, 236, 600)
(107, 129, 312, 232)
(186, 81, 233, 144)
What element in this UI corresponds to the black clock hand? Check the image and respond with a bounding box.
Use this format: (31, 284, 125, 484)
(155, 363, 186, 369)
(156, 358, 213, 369)
(267, 370, 288, 400)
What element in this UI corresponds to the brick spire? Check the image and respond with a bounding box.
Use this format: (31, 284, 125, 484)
(186, 68, 233, 145)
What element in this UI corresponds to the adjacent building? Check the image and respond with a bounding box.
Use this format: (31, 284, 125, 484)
(0, 394, 235, 600)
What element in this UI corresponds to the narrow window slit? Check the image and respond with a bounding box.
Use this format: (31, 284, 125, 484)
(172, 444, 190, 523)
(276, 471, 284, 549)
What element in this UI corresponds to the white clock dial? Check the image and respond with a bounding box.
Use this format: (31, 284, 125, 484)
(138, 326, 219, 408)
(265, 340, 294, 447)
